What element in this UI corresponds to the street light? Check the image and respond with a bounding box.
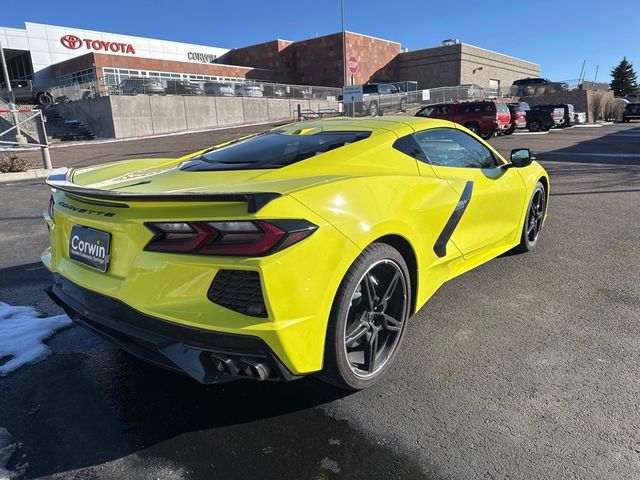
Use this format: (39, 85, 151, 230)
(341, 0, 346, 87)
(0, 36, 26, 144)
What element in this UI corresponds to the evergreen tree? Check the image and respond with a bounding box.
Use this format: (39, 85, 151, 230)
(610, 57, 638, 96)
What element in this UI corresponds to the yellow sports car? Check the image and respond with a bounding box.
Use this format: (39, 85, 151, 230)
(42, 116, 549, 390)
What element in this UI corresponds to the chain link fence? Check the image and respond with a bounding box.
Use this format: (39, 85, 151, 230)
(48, 77, 342, 103)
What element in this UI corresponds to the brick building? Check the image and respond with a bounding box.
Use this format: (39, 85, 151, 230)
(1, 22, 539, 91)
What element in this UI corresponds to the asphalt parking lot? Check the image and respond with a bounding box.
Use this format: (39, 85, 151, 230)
(1, 122, 639, 479)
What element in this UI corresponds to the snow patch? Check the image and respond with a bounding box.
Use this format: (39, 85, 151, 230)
(0, 302, 72, 376)
(0, 427, 27, 479)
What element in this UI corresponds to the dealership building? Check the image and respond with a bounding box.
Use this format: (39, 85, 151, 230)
(0, 22, 539, 90)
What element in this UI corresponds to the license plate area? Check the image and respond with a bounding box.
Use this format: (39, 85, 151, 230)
(69, 225, 111, 272)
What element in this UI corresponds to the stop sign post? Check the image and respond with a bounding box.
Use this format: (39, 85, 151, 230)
(347, 55, 359, 85)
(347, 55, 359, 75)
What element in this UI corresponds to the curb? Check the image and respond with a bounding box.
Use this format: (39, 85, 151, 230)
(0, 169, 52, 183)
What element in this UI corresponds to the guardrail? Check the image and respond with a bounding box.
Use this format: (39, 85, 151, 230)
(0, 107, 52, 168)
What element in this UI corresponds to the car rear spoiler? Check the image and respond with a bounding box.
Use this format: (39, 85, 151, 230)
(45, 167, 282, 214)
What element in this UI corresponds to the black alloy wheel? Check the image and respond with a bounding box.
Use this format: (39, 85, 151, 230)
(465, 123, 480, 135)
(528, 120, 542, 132)
(318, 243, 411, 390)
(480, 131, 494, 140)
(514, 182, 546, 253)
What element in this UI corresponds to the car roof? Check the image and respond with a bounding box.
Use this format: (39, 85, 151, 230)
(277, 116, 456, 135)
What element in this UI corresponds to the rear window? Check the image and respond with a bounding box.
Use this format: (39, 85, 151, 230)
(179, 130, 372, 171)
(497, 103, 510, 113)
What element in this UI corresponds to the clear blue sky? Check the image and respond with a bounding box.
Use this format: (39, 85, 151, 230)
(3, 0, 639, 82)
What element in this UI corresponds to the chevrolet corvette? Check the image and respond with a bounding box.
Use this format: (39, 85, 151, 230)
(42, 116, 549, 390)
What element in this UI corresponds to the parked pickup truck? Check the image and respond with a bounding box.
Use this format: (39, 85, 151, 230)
(512, 78, 569, 97)
(339, 83, 408, 116)
(0, 79, 54, 106)
(525, 105, 565, 132)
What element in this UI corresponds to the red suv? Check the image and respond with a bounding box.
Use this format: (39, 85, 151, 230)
(415, 100, 511, 139)
(505, 102, 528, 135)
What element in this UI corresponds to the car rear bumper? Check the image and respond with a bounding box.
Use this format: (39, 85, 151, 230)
(46, 273, 301, 384)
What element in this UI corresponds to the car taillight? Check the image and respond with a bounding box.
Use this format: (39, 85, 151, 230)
(145, 220, 317, 256)
(47, 194, 55, 223)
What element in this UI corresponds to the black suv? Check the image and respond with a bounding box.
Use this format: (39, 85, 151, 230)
(512, 78, 569, 96)
(623, 103, 640, 122)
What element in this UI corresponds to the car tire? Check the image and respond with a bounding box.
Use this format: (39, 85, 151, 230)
(504, 125, 516, 135)
(542, 124, 551, 132)
(317, 243, 411, 391)
(528, 120, 542, 132)
(399, 98, 407, 113)
(480, 131, 494, 140)
(464, 123, 480, 135)
(368, 101, 379, 117)
(37, 93, 52, 107)
(513, 182, 546, 253)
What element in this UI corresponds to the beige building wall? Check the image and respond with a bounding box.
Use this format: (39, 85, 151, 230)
(396, 44, 462, 89)
(397, 43, 539, 90)
(459, 44, 539, 90)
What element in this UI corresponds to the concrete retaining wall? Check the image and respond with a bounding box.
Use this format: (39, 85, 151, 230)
(60, 95, 340, 139)
(56, 96, 115, 138)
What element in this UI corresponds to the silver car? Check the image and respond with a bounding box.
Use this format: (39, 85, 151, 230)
(203, 82, 234, 96)
(235, 84, 263, 97)
(118, 77, 164, 95)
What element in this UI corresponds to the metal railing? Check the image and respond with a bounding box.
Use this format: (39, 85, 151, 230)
(0, 104, 52, 168)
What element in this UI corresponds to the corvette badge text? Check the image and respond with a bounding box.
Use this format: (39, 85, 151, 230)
(60, 34, 136, 54)
(58, 201, 116, 217)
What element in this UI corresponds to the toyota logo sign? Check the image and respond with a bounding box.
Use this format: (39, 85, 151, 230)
(60, 34, 83, 50)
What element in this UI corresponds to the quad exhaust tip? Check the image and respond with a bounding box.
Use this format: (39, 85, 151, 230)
(211, 353, 271, 381)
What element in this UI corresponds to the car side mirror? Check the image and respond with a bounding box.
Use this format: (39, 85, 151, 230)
(510, 148, 535, 167)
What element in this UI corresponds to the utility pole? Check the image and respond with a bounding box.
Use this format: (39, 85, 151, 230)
(341, 0, 346, 87)
(594, 65, 599, 83)
(0, 37, 26, 144)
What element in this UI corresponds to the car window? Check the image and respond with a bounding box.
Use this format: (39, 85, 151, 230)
(363, 85, 377, 94)
(497, 103, 509, 113)
(392, 135, 428, 162)
(416, 106, 448, 117)
(180, 130, 372, 171)
(459, 103, 492, 113)
(413, 128, 499, 169)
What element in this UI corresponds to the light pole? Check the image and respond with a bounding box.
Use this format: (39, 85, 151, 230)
(0, 37, 26, 144)
(341, 0, 346, 87)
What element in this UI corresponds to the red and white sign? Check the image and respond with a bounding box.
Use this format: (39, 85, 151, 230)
(60, 34, 136, 54)
(347, 55, 359, 75)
